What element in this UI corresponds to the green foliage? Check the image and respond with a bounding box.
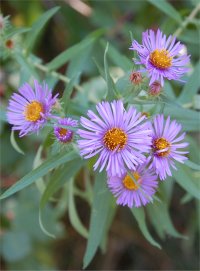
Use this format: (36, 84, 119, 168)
(47, 29, 104, 71)
(25, 7, 60, 54)
(68, 178, 88, 238)
(83, 171, 114, 268)
(0, 150, 78, 199)
(178, 61, 200, 104)
(1, 1, 200, 269)
(131, 207, 161, 249)
(10, 131, 25, 155)
(147, 0, 182, 23)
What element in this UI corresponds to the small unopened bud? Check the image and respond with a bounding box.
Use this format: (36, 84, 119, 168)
(130, 71, 142, 85)
(149, 81, 162, 96)
(5, 39, 14, 49)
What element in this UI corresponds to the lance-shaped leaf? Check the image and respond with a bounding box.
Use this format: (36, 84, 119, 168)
(25, 7, 60, 54)
(83, 171, 113, 268)
(0, 150, 78, 200)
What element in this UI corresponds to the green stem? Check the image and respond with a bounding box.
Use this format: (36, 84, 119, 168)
(174, 3, 200, 37)
(30, 61, 83, 92)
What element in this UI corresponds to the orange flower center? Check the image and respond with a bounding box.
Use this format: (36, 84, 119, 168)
(153, 137, 170, 157)
(24, 101, 43, 122)
(123, 172, 141, 190)
(103, 128, 127, 151)
(150, 49, 172, 69)
(59, 128, 68, 137)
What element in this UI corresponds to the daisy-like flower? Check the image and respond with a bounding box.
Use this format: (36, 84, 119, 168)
(7, 80, 58, 137)
(130, 29, 190, 86)
(77, 100, 152, 177)
(150, 114, 188, 180)
(107, 160, 158, 208)
(54, 117, 78, 143)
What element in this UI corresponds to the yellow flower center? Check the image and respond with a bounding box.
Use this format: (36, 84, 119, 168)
(103, 128, 127, 151)
(153, 137, 170, 157)
(59, 128, 68, 137)
(123, 172, 141, 190)
(150, 49, 172, 69)
(24, 101, 43, 122)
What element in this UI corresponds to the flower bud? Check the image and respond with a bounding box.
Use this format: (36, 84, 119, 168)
(129, 71, 142, 85)
(5, 39, 14, 49)
(149, 81, 162, 96)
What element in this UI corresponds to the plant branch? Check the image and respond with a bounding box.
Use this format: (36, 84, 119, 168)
(31, 61, 83, 92)
(174, 3, 200, 37)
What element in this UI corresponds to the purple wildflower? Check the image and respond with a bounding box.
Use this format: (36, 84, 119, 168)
(7, 80, 58, 137)
(54, 117, 78, 143)
(107, 160, 158, 208)
(150, 114, 188, 180)
(77, 100, 152, 177)
(130, 29, 190, 86)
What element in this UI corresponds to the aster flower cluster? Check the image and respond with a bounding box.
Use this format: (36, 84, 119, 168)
(129, 28, 190, 92)
(7, 80, 78, 143)
(6, 28, 190, 210)
(77, 100, 188, 208)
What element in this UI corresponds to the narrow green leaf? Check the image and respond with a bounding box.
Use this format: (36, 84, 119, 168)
(68, 178, 88, 238)
(0, 150, 78, 200)
(101, 40, 132, 71)
(179, 30, 200, 45)
(178, 61, 200, 104)
(100, 203, 116, 253)
(83, 171, 113, 268)
(39, 208, 56, 239)
(40, 158, 84, 208)
(104, 43, 119, 100)
(173, 163, 200, 200)
(147, 0, 182, 23)
(6, 27, 30, 39)
(10, 131, 24, 155)
(185, 160, 200, 171)
(164, 81, 176, 99)
(33, 145, 46, 194)
(131, 207, 161, 249)
(25, 7, 60, 54)
(181, 193, 193, 204)
(163, 105, 200, 131)
(62, 74, 80, 113)
(47, 29, 104, 70)
(147, 201, 186, 239)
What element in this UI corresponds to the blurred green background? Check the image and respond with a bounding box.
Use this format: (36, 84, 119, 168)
(1, 0, 199, 270)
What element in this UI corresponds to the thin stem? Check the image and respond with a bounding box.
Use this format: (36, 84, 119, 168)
(30, 60, 83, 92)
(174, 3, 200, 37)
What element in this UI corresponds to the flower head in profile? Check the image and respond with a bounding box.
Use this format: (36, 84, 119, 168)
(54, 117, 78, 143)
(150, 114, 188, 180)
(7, 80, 58, 137)
(130, 29, 190, 86)
(107, 160, 158, 208)
(77, 100, 152, 177)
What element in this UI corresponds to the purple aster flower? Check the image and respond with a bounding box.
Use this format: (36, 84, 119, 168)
(130, 29, 190, 86)
(150, 114, 188, 180)
(7, 80, 58, 137)
(77, 100, 152, 177)
(54, 117, 78, 143)
(107, 160, 158, 208)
